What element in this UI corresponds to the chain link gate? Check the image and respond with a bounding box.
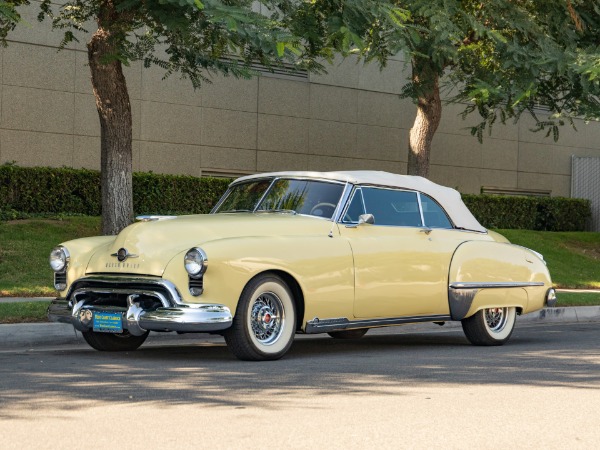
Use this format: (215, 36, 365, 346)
(571, 156, 600, 232)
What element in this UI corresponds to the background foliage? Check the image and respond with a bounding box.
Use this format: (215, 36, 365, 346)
(0, 165, 591, 231)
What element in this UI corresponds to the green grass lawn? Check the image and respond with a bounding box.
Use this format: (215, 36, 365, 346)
(496, 229, 600, 289)
(0, 217, 101, 296)
(0, 301, 51, 323)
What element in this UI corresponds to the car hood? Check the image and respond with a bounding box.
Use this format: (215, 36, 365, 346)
(86, 213, 333, 276)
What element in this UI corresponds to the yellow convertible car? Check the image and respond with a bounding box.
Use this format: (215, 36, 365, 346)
(48, 171, 556, 360)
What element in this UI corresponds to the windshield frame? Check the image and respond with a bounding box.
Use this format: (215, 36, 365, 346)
(212, 177, 351, 221)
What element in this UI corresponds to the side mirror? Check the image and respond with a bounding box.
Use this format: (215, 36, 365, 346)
(358, 214, 375, 225)
(346, 213, 375, 228)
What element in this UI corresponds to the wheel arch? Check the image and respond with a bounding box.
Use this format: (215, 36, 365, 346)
(238, 269, 305, 333)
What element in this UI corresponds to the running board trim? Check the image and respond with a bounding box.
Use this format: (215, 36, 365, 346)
(305, 314, 452, 334)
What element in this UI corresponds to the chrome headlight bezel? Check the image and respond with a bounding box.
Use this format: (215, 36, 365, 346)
(184, 247, 208, 278)
(49, 246, 70, 273)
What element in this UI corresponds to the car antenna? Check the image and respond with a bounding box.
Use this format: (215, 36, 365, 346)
(328, 181, 349, 238)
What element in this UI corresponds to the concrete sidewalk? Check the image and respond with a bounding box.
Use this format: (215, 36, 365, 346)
(1, 305, 599, 350)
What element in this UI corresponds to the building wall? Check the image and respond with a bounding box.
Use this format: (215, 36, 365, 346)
(1, 2, 600, 196)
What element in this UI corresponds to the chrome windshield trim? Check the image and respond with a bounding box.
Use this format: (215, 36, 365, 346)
(450, 282, 545, 289)
(332, 182, 355, 223)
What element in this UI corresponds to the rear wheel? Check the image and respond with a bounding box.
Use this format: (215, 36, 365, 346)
(82, 330, 149, 351)
(328, 328, 368, 339)
(461, 307, 517, 346)
(224, 274, 296, 361)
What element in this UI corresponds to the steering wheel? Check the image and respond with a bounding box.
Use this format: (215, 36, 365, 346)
(309, 202, 337, 218)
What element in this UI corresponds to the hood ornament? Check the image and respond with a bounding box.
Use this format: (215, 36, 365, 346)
(111, 248, 139, 262)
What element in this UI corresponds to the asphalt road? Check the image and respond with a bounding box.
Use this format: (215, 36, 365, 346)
(1, 322, 599, 449)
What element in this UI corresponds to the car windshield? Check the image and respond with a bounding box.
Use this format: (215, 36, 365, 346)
(215, 178, 345, 219)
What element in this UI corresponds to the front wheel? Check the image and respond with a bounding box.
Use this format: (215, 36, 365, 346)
(461, 307, 517, 346)
(224, 274, 296, 361)
(82, 330, 149, 351)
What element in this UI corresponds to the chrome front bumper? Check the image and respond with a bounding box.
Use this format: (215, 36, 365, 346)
(48, 298, 233, 335)
(47, 275, 233, 336)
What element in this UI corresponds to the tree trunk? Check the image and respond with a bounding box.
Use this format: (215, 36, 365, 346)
(407, 61, 442, 178)
(88, 12, 133, 235)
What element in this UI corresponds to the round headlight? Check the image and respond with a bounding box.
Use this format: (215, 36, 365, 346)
(49, 246, 69, 272)
(184, 248, 207, 278)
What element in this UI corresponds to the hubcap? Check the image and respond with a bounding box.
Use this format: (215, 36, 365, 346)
(485, 307, 507, 332)
(250, 292, 284, 345)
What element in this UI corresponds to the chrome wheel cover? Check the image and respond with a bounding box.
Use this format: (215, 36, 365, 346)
(485, 307, 508, 333)
(250, 292, 285, 345)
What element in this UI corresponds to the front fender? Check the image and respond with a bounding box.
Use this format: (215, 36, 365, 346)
(161, 233, 355, 323)
(448, 241, 552, 320)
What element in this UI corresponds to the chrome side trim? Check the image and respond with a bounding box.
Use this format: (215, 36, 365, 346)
(450, 282, 545, 289)
(135, 215, 177, 222)
(305, 314, 451, 334)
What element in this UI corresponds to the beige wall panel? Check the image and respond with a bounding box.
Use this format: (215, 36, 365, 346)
(517, 142, 554, 174)
(430, 133, 482, 168)
(258, 77, 309, 118)
(141, 66, 201, 107)
(518, 113, 589, 148)
(74, 51, 91, 94)
(140, 101, 202, 145)
(481, 138, 518, 171)
(0, 129, 73, 167)
(202, 108, 256, 149)
(358, 59, 406, 95)
(430, 164, 481, 194)
(257, 115, 309, 153)
(309, 120, 357, 158)
(357, 90, 414, 129)
(552, 174, 571, 197)
(2, 85, 73, 134)
(257, 151, 308, 172)
(3, 43, 75, 92)
(202, 75, 258, 113)
(202, 146, 256, 172)
(307, 154, 403, 172)
(73, 135, 100, 169)
(74, 94, 100, 137)
(356, 124, 406, 161)
(479, 169, 518, 189)
(309, 55, 360, 89)
(10, 2, 70, 48)
(517, 172, 554, 192)
(444, 104, 520, 141)
(310, 84, 357, 123)
(139, 141, 201, 176)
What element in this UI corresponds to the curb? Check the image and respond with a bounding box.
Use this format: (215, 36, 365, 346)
(1, 306, 598, 350)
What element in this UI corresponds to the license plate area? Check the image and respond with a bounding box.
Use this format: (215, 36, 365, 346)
(93, 311, 123, 333)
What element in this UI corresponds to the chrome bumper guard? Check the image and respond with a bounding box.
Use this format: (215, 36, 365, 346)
(47, 276, 233, 336)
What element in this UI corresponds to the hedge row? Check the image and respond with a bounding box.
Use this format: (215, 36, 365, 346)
(0, 165, 232, 220)
(0, 165, 592, 231)
(462, 194, 591, 232)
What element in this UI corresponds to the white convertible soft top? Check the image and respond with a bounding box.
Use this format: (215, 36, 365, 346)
(234, 170, 487, 233)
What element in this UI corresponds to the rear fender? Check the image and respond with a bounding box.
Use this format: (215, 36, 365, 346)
(448, 241, 551, 320)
